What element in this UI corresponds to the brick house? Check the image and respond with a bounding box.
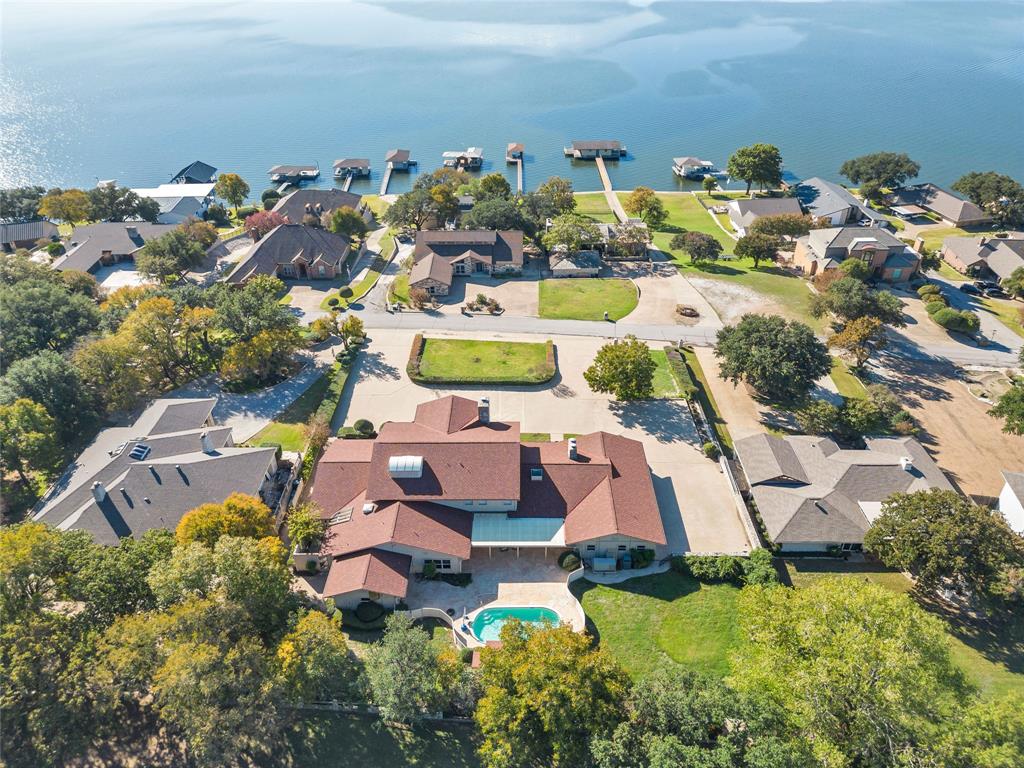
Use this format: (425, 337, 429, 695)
(792, 227, 920, 282)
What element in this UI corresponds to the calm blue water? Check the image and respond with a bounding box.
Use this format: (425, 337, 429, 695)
(2, 2, 1022, 199)
(472, 606, 559, 642)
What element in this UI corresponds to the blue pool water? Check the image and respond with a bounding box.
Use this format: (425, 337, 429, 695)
(472, 606, 560, 643)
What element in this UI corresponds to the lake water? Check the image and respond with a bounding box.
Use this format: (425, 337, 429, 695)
(2, 1, 1022, 198)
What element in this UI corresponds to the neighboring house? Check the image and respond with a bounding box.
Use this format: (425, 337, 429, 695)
(550, 247, 602, 277)
(888, 184, 992, 228)
(792, 226, 920, 281)
(596, 222, 649, 260)
(998, 470, 1024, 535)
(306, 395, 666, 608)
(32, 398, 293, 545)
(564, 140, 626, 160)
(226, 224, 353, 284)
(130, 183, 215, 225)
(1, 219, 59, 251)
(727, 197, 803, 236)
(168, 160, 217, 185)
(333, 158, 371, 178)
(940, 235, 1024, 281)
(385, 149, 414, 170)
(409, 230, 524, 296)
(735, 433, 954, 552)
(53, 221, 176, 273)
(272, 188, 371, 225)
(795, 177, 889, 228)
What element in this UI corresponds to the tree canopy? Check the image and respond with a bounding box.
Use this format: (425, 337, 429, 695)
(0, 350, 98, 442)
(726, 144, 784, 194)
(0, 186, 46, 220)
(952, 171, 1024, 227)
(542, 212, 601, 253)
(175, 492, 275, 548)
(748, 212, 813, 239)
(811, 275, 906, 326)
(827, 315, 887, 368)
(715, 314, 831, 401)
(214, 173, 250, 211)
(584, 335, 656, 400)
(0, 279, 100, 370)
(734, 232, 781, 268)
(243, 210, 286, 240)
(671, 231, 723, 264)
(326, 205, 368, 239)
(0, 399, 63, 483)
(384, 187, 437, 231)
(623, 187, 667, 229)
(991, 381, 1024, 435)
(87, 185, 159, 222)
(135, 229, 206, 279)
(463, 197, 528, 232)
(37, 188, 91, 225)
(839, 152, 920, 188)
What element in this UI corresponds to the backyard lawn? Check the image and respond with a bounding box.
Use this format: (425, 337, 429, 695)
(245, 372, 333, 450)
(628, 192, 737, 255)
(649, 349, 682, 399)
(415, 338, 555, 384)
(830, 357, 867, 399)
(574, 192, 618, 223)
(538, 278, 638, 321)
(572, 571, 741, 679)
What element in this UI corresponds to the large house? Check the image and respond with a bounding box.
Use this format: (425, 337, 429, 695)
(409, 230, 524, 297)
(226, 224, 354, 284)
(795, 177, 889, 228)
(54, 221, 176, 273)
(1, 219, 59, 251)
(305, 395, 666, 608)
(271, 188, 371, 225)
(792, 226, 920, 282)
(940, 235, 1024, 281)
(735, 433, 953, 552)
(888, 183, 992, 228)
(727, 197, 803, 236)
(130, 183, 215, 225)
(33, 398, 293, 545)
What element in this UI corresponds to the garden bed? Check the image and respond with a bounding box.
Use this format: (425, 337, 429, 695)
(407, 336, 556, 385)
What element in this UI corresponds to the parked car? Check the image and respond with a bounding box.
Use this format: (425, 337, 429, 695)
(973, 280, 999, 291)
(958, 283, 981, 295)
(983, 286, 1008, 298)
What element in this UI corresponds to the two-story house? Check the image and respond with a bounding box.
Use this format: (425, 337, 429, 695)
(792, 227, 920, 282)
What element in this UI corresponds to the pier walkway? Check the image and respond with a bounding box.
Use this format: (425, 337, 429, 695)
(595, 156, 628, 223)
(340, 175, 353, 192)
(514, 158, 523, 193)
(379, 163, 393, 196)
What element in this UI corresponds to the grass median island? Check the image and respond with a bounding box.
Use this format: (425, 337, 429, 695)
(649, 349, 682, 398)
(410, 337, 556, 384)
(538, 278, 637, 321)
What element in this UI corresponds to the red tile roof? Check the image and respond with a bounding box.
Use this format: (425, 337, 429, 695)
(322, 549, 411, 599)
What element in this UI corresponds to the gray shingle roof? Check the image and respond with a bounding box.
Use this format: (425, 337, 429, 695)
(889, 184, 991, 225)
(728, 197, 803, 229)
(169, 161, 217, 184)
(55, 222, 177, 272)
(272, 188, 364, 223)
(226, 224, 352, 284)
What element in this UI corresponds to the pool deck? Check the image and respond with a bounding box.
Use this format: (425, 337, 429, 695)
(404, 549, 585, 642)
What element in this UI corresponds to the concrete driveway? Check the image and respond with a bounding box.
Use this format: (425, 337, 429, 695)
(337, 328, 751, 554)
(615, 258, 723, 328)
(431, 274, 540, 317)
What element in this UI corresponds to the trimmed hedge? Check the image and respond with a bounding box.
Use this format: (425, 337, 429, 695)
(300, 362, 352, 480)
(406, 333, 426, 378)
(916, 284, 941, 298)
(663, 346, 698, 399)
(558, 550, 581, 571)
(931, 307, 980, 333)
(355, 600, 386, 623)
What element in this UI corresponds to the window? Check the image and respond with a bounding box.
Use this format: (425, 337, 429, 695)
(636, 545, 646, 551)
(328, 508, 353, 525)
(586, 545, 596, 552)
(425, 559, 452, 571)
(530, 468, 544, 482)
(318, 265, 325, 277)
(617, 545, 627, 552)
(464, 500, 474, 506)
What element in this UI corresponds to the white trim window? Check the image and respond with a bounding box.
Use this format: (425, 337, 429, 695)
(425, 559, 452, 571)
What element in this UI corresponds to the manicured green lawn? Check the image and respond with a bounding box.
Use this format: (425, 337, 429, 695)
(783, 560, 1024, 699)
(931, 261, 967, 282)
(520, 432, 552, 442)
(360, 194, 390, 220)
(538, 278, 638, 321)
(245, 373, 333, 450)
(830, 357, 867, 399)
(283, 714, 479, 768)
(682, 348, 733, 454)
(574, 192, 618, 223)
(650, 350, 681, 399)
(919, 225, 1002, 253)
(389, 274, 410, 305)
(572, 571, 741, 679)
(979, 296, 1024, 339)
(416, 338, 555, 384)
(632, 192, 736, 255)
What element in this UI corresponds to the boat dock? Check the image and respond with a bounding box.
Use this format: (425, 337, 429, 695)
(506, 143, 524, 194)
(442, 147, 483, 170)
(595, 156, 628, 223)
(380, 149, 415, 195)
(379, 165, 392, 196)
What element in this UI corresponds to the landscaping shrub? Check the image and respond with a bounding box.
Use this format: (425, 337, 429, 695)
(677, 554, 745, 584)
(339, 286, 354, 299)
(437, 573, 472, 587)
(263, 199, 277, 210)
(205, 203, 230, 226)
(422, 561, 437, 580)
(925, 297, 948, 313)
(558, 551, 581, 571)
(916, 284, 941, 298)
(702, 441, 721, 460)
(741, 549, 779, 586)
(460, 648, 474, 664)
(663, 346, 698, 399)
(46, 242, 64, 257)
(629, 548, 655, 568)
(261, 188, 282, 203)
(257, 441, 283, 458)
(236, 204, 259, 218)
(327, 296, 340, 307)
(406, 333, 426, 378)
(353, 418, 374, 435)
(932, 307, 980, 333)
(355, 600, 386, 624)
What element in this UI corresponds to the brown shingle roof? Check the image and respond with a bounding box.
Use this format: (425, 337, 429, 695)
(321, 501, 473, 559)
(322, 548, 411, 598)
(409, 252, 452, 287)
(412, 230, 524, 274)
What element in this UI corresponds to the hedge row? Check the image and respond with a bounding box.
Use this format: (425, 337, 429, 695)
(300, 361, 353, 480)
(671, 550, 778, 587)
(663, 346, 698, 399)
(406, 333, 426, 379)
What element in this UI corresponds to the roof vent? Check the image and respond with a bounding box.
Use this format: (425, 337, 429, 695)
(200, 431, 214, 454)
(899, 456, 914, 472)
(478, 397, 490, 424)
(362, 502, 377, 515)
(128, 443, 151, 460)
(329, 508, 353, 525)
(125, 225, 138, 238)
(91, 481, 107, 502)
(388, 455, 423, 479)
(568, 438, 578, 461)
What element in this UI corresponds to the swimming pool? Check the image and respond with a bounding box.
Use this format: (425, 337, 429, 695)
(472, 606, 560, 643)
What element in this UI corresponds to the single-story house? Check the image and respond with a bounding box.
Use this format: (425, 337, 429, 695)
(130, 183, 215, 225)
(735, 433, 954, 552)
(272, 188, 371, 225)
(385, 149, 413, 170)
(305, 395, 666, 608)
(227, 224, 353, 284)
(53, 222, 176, 273)
(727, 197, 804, 236)
(409, 230, 524, 296)
(596, 222, 650, 260)
(888, 184, 992, 228)
(940, 235, 1024, 281)
(998, 470, 1024, 535)
(333, 158, 371, 178)
(792, 226, 919, 282)
(1, 219, 59, 251)
(32, 398, 292, 545)
(550, 248, 602, 277)
(564, 140, 626, 160)
(168, 160, 217, 185)
(795, 177, 889, 228)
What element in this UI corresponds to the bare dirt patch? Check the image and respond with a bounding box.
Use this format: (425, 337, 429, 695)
(963, 368, 1015, 402)
(687, 277, 781, 324)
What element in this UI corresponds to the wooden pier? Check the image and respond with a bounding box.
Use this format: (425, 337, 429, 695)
(340, 175, 354, 192)
(595, 157, 628, 223)
(506, 143, 524, 194)
(379, 163, 393, 196)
